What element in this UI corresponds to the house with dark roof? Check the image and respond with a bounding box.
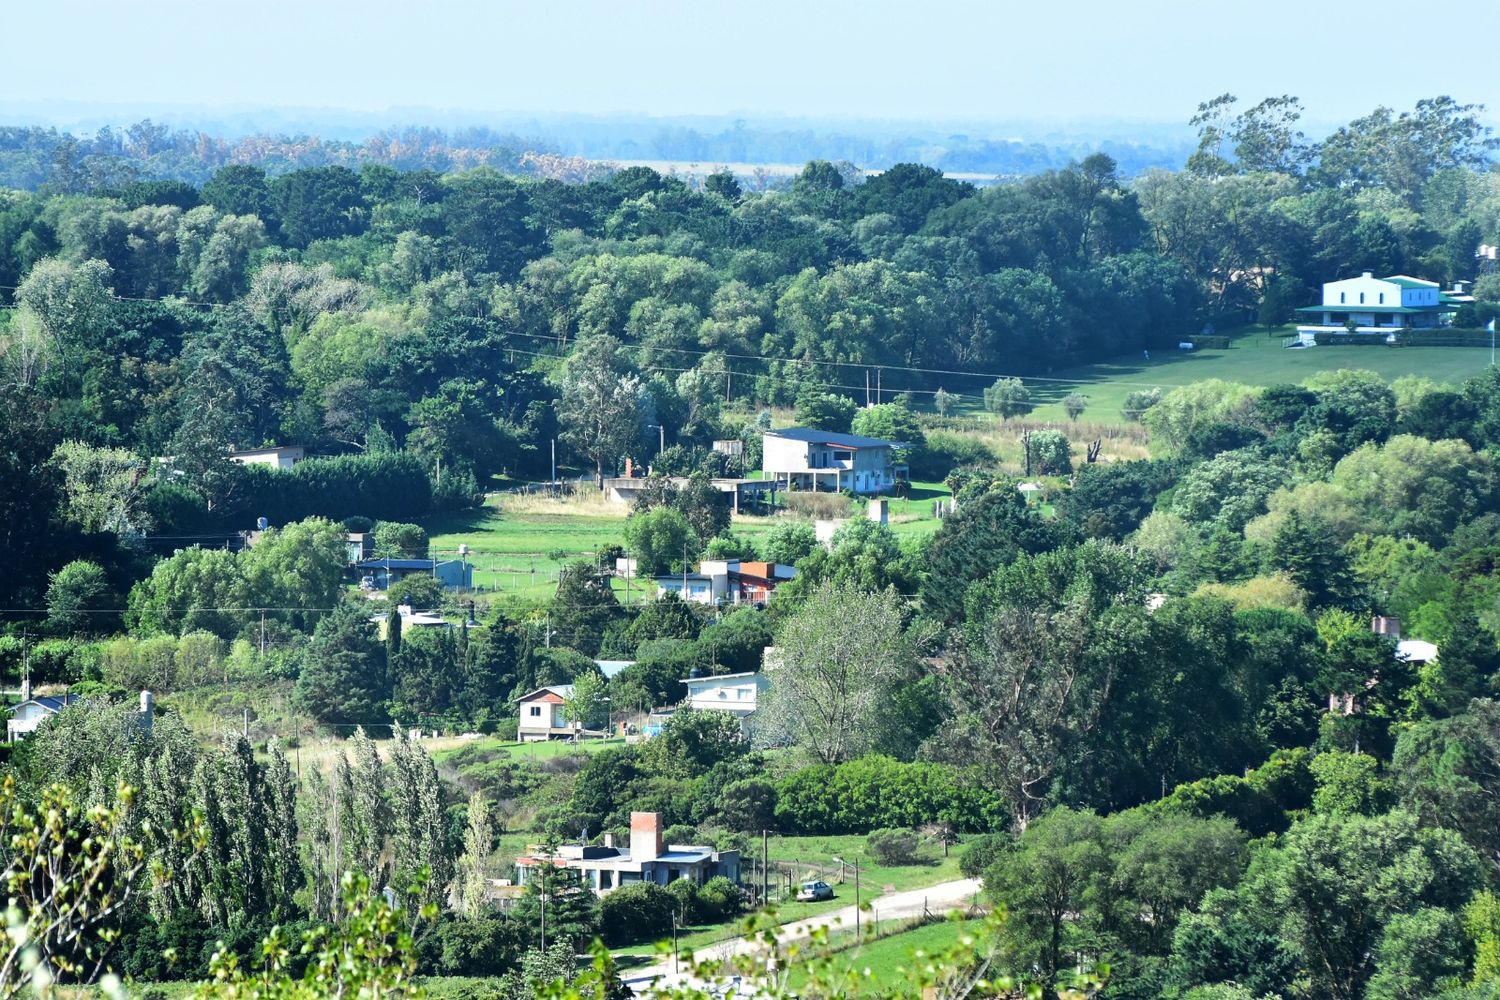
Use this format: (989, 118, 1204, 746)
(6, 688, 154, 742)
(354, 557, 472, 591)
(762, 427, 906, 494)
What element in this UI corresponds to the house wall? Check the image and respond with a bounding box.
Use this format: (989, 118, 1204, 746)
(685, 676, 765, 714)
(1322, 276, 1399, 308)
(1401, 286, 1440, 307)
(763, 435, 813, 474)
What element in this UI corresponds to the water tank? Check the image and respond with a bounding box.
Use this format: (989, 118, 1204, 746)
(256, 516, 269, 530)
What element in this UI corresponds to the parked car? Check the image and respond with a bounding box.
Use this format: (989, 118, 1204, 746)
(796, 880, 833, 902)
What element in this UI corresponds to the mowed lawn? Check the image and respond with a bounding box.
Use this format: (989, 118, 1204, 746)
(426, 482, 951, 603)
(613, 834, 967, 960)
(783, 917, 979, 996)
(963, 330, 1495, 425)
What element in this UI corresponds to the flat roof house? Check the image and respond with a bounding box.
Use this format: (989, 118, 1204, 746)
(654, 559, 796, 605)
(354, 558, 472, 591)
(682, 672, 769, 737)
(515, 812, 740, 894)
(762, 427, 906, 495)
(229, 446, 305, 469)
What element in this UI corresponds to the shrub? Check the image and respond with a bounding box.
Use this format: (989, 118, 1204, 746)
(984, 377, 1032, 419)
(697, 875, 745, 921)
(1122, 388, 1162, 423)
(910, 431, 995, 481)
(598, 882, 676, 946)
(662, 824, 699, 845)
(666, 877, 700, 922)
(866, 827, 922, 866)
(781, 492, 850, 519)
(959, 832, 1009, 879)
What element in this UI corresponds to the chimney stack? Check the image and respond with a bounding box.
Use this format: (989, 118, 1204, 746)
(603, 832, 615, 849)
(630, 811, 663, 861)
(139, 690, 154, 732)
(1362, 270, 1374, 278)
(1372, 616, 1401, 641)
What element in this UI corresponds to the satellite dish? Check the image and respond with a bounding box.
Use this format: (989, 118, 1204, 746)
(256, 516, 269, 531)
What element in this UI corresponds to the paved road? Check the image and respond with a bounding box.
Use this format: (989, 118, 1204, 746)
(622, 877, 983, 993)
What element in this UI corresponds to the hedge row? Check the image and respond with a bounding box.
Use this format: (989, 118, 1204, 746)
(231, 453, 433, 525)
(772, 755, 1006, 835)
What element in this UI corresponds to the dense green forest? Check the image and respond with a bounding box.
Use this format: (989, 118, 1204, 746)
(3, 93, 1500, 998)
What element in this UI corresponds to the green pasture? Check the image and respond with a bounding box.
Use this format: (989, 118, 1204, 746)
(425, 480, 952, 605)
(783, 917, 976, 995)
(951, 327, 1495, 425)
(612, 833, 966, 960)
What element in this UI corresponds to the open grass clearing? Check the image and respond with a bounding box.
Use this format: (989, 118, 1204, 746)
(611, 833, 966, 959)
(953, 328, 1495, 426)
(783, 917, 977, 995)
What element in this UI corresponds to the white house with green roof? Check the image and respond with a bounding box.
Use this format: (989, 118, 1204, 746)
(1294, 271, 1453, 341)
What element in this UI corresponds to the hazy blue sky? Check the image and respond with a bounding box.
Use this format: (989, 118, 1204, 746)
(8, 0, 1497, 125)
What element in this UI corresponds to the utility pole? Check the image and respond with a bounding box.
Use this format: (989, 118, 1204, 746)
(551, 438, 557, 493)
(762, 829, 769, 907)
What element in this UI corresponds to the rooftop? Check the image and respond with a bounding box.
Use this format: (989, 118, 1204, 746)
(765, 427, 903, 449)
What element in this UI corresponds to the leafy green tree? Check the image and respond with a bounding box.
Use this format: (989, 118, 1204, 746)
(1269, 509, 1358, 609)
(295, 601, 389, 725)
(550, 560, 622, 657)
(556, 335, 649, 488)
(1391, 700, 1500, 874)
(851, 397, 925, 458)
(271, 165, 367, 247)
(623, 592, 701, 648)
(1062, 393, 1089, 421)
(761, 520, 818, 565)
(1238, 810, 1483, 1000)
(44, 559, 116, 636)
(758, 583, 914, 764)
(127, 546, 247, 639)
(793, 389, 856, 432)
(983, 377, 1032, 419)
(388, 728, 452, 914)
(638, 709, 746, 779)
(624, 506, 694, 576)
(985, 808, 1108, 990)
(438, 168, 546, 279)
(776, 517, 918, 597)
(599, 882, 676, 946)
(1025, 429, 1072, 476)
(920, 487, 1078, 624)
(453, 792, 495, 920)
(513, 867, 600, 951)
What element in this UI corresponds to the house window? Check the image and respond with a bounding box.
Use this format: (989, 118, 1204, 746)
(1379, 293, 1384, 304)
(528, 706, 542, 717)
(1359, 293, 1365, 304)
(1340, 292, 1346, 303)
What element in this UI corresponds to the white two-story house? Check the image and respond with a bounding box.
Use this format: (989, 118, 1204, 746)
(1295, 272, 1450, 340)
(761, 427, 905, 494)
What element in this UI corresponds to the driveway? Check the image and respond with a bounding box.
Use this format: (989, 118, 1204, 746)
(622, 877, 983, 993)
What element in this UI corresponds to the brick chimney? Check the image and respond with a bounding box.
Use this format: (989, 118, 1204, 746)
(630, 812, 663, 861)
(1372, 616, 1402, 641)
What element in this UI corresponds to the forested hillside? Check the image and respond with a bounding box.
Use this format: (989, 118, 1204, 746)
(2, 93, 1500, 999)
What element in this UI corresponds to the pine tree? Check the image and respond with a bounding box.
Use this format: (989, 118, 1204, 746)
(1271, 510, 1356, 608)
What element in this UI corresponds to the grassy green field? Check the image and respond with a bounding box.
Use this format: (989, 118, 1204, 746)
(783, 918, 975, 995)
(1000, 329, 1496, 424)
(613, 834, 965, 960)
(425, 480, 952, 605)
